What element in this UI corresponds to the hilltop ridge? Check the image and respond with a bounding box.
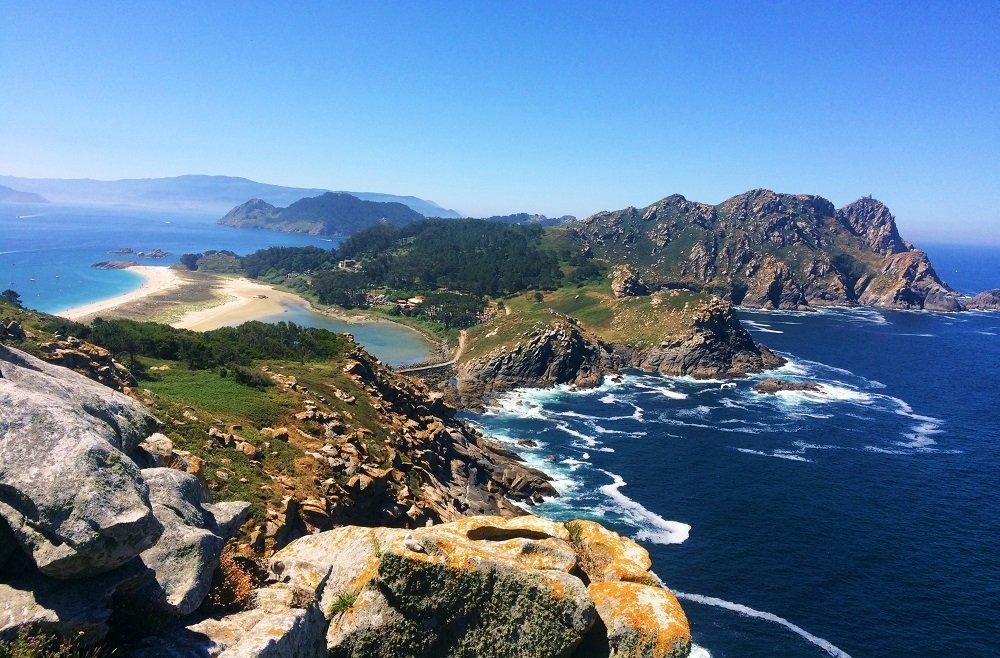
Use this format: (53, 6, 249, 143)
(219, 192, 426, 236)
(574, 189, 962, 311)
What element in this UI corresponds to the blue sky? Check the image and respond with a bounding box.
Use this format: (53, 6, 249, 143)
(1, 1, 997, 242)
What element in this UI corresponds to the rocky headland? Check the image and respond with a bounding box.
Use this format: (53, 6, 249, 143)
(573, 189, 965, 311)
(456, 290, 782, 407)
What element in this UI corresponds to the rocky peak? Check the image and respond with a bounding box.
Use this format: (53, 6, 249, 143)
(221, 198, 278, 223)
(836, 197, 909, 255)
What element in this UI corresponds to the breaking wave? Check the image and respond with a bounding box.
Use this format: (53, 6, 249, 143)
(672, 591, 853, 658)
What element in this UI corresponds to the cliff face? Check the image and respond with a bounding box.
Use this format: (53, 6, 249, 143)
(457, 296, 782, 406)
(574, 189, 964, 311)
(325, 345, 559, 526)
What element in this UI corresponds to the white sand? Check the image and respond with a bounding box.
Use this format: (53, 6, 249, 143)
(171, 278, 308, 331)
(55, 265, 182, 320)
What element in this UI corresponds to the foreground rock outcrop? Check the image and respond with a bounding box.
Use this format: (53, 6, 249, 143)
(128, 516, 691, 657)
(0, 345, 249, 644)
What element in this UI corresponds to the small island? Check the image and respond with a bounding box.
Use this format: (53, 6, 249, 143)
(753, 378, 823, 395)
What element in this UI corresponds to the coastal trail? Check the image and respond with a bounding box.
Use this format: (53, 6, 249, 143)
(397, 329, 467, 373)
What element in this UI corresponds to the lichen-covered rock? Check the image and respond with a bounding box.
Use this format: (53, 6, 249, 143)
(588, 581, 691, 658)
(116, 468, 251, 615)
(271, 515, 596, 658)
(121, 516, 692, 657)
(35, 334, 136, 391)
(0, 344, 161, 578)
(567, 520, 655, 585)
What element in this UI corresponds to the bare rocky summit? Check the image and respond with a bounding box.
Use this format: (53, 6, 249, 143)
(573, 189, 965, 311)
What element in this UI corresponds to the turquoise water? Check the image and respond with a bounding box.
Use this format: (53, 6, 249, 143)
(1, 202, 432, 364)
(0, 202, 335, 313)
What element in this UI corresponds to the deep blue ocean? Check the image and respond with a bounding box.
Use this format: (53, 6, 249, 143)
(468, 249, 1000, 657)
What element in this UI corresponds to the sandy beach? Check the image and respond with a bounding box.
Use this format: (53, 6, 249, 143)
(172, 278, 309, 331)
(56, 265, 183, 321)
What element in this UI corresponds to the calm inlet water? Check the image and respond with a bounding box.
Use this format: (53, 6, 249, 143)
(467, 251, 1000, 657)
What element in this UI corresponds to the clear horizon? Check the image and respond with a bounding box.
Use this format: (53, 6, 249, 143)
(1, 2, 997, 244)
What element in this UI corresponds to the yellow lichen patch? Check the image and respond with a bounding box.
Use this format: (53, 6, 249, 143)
(588, 581, 691, 658)
(567, 519, 653, 584)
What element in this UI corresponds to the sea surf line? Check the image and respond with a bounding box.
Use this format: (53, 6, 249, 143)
(672, 591, 853, 658)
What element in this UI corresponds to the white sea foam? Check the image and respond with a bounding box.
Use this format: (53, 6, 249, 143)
(591, 424, 646, 437)
(743, 319, 784, 334)
(597, 470, 690, 544)
(887, 396, 944, 450)
(598, 447, 615, 452)
(672, 591, 853, 658)
(813, 305, 889, 326)
(688, 645, 712, 658)
(736, 448, 811, 462)
(658, 388, 689, 400)
(599, 393, 618, 403)
(764, 382, 873, 406)
(555, 422, 598, 447)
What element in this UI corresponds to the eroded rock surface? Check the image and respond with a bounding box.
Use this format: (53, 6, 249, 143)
(0, 344, 161, 578)
(0, 345, 249, 644)
(139, 516, 690, 658)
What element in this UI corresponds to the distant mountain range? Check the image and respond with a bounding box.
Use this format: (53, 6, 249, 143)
(0, 174, 461, 217)
(0, 184, 48, 204)
(219, 193, 426, 236)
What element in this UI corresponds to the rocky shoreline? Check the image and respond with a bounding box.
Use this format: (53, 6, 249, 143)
(455, 297, 783, 408)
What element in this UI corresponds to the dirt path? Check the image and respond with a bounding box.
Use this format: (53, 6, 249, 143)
(397, 329, 467, 373)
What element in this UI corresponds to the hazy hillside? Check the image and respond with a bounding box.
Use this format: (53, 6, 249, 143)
(219, 192, 426, 235)
(0, 184, 48, 203)
(0, 174, 461, 217)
